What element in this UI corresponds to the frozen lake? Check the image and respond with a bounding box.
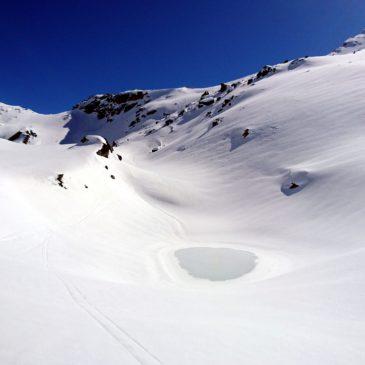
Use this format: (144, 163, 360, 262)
(175, 247, 257, 281)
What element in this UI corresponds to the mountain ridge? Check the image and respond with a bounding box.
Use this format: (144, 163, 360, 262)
(0, 29, 365, 365)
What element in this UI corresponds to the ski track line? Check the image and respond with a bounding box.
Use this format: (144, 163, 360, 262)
(42, 231, 162, 365)
(71, 283, 164, 365)
(55, 274, 163, 365)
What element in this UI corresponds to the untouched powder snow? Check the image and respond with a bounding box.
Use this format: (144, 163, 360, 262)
(1, 30, 365, 364)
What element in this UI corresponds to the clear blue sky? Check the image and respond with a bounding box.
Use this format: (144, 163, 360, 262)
(1, 0, 365, 113)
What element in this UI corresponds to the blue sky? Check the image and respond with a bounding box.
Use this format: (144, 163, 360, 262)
(1, 0, 365, 113)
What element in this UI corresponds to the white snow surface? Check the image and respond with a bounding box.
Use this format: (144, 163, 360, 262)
(1, 32, 365, 364)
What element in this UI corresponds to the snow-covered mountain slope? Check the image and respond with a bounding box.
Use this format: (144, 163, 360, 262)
(1, 31, 365, 365)
(332, 29, 365, 54)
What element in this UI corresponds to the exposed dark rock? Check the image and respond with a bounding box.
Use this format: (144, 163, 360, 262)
(151, 147, 158, 153)
(110, 175, 115, 179)
(289, 182, 300, 189)
(211, 120, 219, 128)
(105, 165, 108, 170)
(117, 154, 122, 161)
(23, 134, 31, 144)
(56, 174, 66, 189)
(84, 185, 88, 189)
(27, 130, 37, 137)
(221, 96, 234, 109)
(200, 91, 209, 99)
(80, 136, 88, 143)
(83, 99, 100, 114)
(145, 129, 156, 136)
(129, 117, 141, 128)
(74, 91, 148, 121)
(113, 91, 146, 104)
(96, 141, 113, 158)
(163, 119, 174, 127)
(246, 65, 276, 86)
(114, 106, 124, 115)
(219, 83, 228, 92)
(8, 129, 38, 144)
(136, 107, 145, 115)
(288, 58, 306, 70)
(223, 98, 232, 106)
(124, 102, 137, 113)
(256, 65, 276, 79)
(8, 131, 22, 141)
(96, 109, 107, 120)
(146, 109, 157, 115)
(242, 128, 250, 138)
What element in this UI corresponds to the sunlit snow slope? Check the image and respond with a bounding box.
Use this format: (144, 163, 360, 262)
(1, 31, 365, 365)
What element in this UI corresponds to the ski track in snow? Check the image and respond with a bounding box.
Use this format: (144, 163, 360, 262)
(43, 230, 163, 365)
(56, 274, 163, 365)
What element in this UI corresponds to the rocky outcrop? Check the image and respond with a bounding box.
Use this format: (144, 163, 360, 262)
(74, 91, 148, 122)
(247, 65, 277, 85)
(96, 142, 113, 158)
(332, 30, 365, 54)
(8, 129, 37, 144)
(80, 135, 114, 158)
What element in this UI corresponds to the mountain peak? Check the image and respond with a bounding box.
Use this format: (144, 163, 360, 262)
(332, 29, 365, 55)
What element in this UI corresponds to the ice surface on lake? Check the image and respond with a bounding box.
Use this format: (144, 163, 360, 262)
(175, 247, 256, 281)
